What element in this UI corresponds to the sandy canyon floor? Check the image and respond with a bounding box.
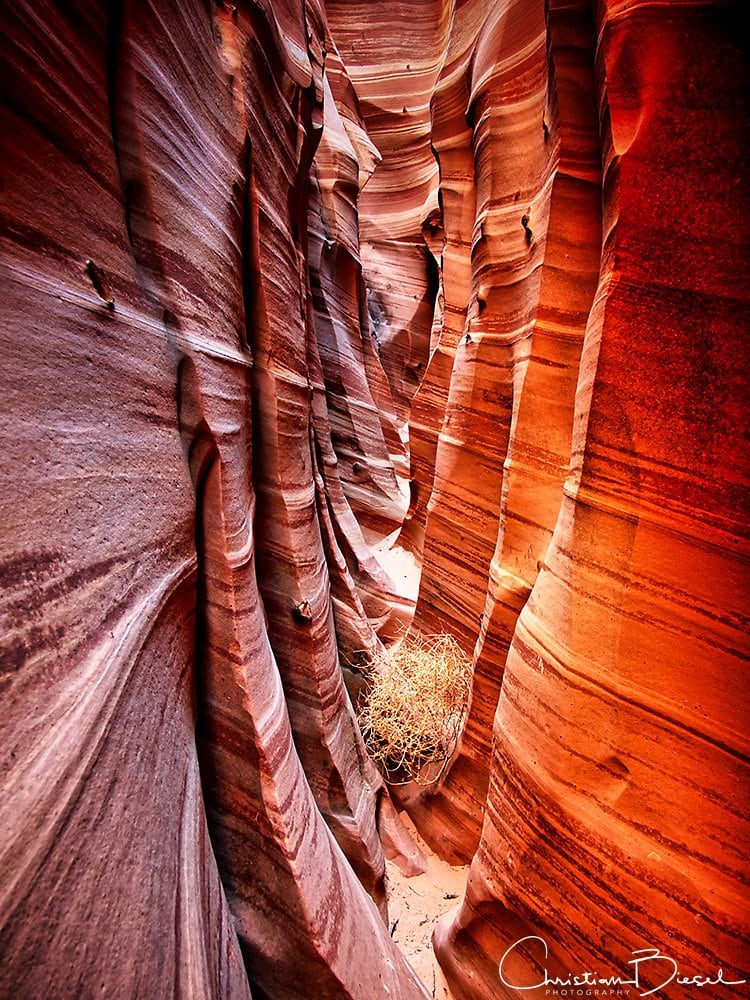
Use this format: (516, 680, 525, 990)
(386, 816, 469, 1000)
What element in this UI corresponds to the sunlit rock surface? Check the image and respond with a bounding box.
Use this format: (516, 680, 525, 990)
(1, 1, 747, 999)
(429, 2, 749, 998)
(335, 0, 749, 996)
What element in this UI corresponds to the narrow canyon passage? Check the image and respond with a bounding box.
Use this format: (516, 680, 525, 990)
(1, 3, 748, 1000)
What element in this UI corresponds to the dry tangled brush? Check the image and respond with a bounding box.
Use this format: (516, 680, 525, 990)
(357, 631, 472, 785)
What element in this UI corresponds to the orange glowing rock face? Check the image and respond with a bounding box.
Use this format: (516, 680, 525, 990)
(1, 1, 748, 999)
(379, 0, 604, 868)
(427, 1, 750, 998)
(334, 0, 748, 996)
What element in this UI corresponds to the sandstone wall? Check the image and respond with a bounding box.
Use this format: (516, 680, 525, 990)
(434, 0, 750, 990)
(1, 2, 747, 999)
(0, 3, 426, 998)
(338, 0, 748, 995)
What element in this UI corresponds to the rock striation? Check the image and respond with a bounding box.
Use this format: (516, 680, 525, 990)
(401, 0, 604, 865)
(0, 2, 426, 998)
(1, 1, 748, 1000)
(432, 0, 750, 992)
(335, 0, 749, 996)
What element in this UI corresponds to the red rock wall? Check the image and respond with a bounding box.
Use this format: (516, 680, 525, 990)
(335, 0, 748, 995)
(426, 1, 750, 998)
(2, 1, 748, 999)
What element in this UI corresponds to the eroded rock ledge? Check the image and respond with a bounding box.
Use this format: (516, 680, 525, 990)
(1, 2, 747, 999)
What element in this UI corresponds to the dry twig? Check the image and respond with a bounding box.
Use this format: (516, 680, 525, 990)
(357, 631, 471, 785)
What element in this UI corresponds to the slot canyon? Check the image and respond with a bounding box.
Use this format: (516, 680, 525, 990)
(0, 1, 748, 998)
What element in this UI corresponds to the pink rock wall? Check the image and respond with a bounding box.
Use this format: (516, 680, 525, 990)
(2, 1, 748, 999)
(326, 0, 449, 428)
(0, 2, 426, 997)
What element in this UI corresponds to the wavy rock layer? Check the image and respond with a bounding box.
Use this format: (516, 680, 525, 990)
(0, 3, 426, 998)
(326, 0, 448, 429)
(338, 0, 749, 996)
(449, 0, 750, 989)
(402, 0, 604, 864)
(1, 2, 748, 1000)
